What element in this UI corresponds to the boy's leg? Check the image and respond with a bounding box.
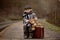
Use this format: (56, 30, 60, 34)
(26, 26, 30, 38)
(24, 25, 30, 38)
(25, 23, 31, 38)
(24, 26, 26, 36)
(24, 23, 32, 38)
(32, 30, 35, 38)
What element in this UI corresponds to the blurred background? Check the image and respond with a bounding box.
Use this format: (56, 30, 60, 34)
(0, 0, 60, 39)
(0, 0, 60, 26)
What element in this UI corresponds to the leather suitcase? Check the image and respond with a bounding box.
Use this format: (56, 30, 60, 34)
(33, 27, 44, 39)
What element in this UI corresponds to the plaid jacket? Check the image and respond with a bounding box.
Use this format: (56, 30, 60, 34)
(23, 12, 38, 26)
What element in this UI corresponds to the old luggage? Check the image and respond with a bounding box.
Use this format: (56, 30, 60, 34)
(33, 26, 44, 39)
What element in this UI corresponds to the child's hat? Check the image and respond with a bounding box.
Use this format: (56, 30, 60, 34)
(24, 5, 32, 9)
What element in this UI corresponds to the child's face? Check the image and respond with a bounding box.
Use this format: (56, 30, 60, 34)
(24, 9, 32, 13)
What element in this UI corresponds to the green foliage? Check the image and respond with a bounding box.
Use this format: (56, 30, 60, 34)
(0, 17, 10, 22)
(39, 19, 60, 33)
(8, 15, 22, 20)
(45, 22, 60, 33)
(0, 16, 22, 22)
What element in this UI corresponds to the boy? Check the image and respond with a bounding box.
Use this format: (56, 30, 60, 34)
(23, 5, 38, 38)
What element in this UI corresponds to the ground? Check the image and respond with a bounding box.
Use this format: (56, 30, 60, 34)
(0, 19, 60, 40)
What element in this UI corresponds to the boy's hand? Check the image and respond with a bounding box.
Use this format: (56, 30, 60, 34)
(26, 20, 29, 22)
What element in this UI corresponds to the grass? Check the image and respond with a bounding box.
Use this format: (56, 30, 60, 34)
(44, 22, 60, 33)
(0, 17, 10, 22)
(8, 16, 22, 21)
(0, 16, 22, 22)
(39, 19, 60, 33)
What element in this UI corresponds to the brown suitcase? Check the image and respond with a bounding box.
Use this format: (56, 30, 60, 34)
(33, 27, 44, 39)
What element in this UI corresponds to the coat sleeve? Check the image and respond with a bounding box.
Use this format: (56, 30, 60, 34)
(23, 13, 29, 23)
(32, 13, 38, 20)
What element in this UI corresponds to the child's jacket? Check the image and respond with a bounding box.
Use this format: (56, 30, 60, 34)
(23, 11, 38, 26)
